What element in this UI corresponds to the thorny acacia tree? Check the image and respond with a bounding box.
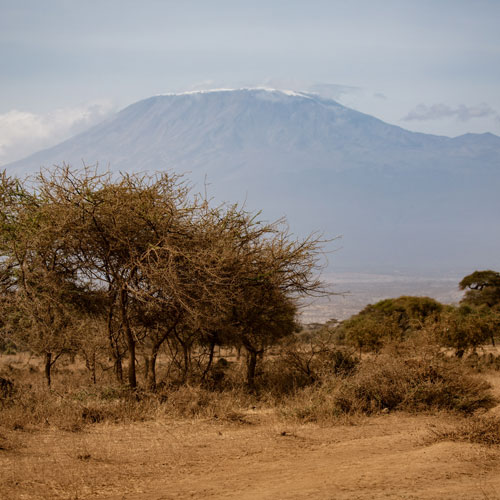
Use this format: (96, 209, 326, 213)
(0, 166, 327, 389)
(32, 167, 195, 388)
(0, 171, 97, 385)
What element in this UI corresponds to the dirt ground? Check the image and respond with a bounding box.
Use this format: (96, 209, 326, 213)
(1, 407, 500, 500)
(1, 368, 500, 500)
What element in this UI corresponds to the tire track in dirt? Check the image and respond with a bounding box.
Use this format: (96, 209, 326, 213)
(106, 415, 500, 500)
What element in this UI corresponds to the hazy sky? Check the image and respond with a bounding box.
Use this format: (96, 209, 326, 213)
(1, 0, 500, 166)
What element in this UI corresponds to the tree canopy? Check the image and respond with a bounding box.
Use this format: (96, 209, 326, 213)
(0, 166, 326, 388)
(337, 296, 443, 352)
(459, 270, 500, 309)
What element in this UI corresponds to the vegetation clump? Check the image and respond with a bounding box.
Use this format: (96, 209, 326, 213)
(335, 296, 443, 352)
(283, 336, 496, 422)
(1, 166, 500, 431)
(0, 166, 326, 389)
(428, 304, 499, 358)
(332, 349, 494, 415)
(432, 414, 500, 446)
(459, 270, 500, 309)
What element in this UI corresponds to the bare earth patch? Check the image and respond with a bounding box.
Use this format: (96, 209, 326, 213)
(1, 411, 500, 500)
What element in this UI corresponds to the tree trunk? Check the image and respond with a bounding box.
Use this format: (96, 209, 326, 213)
(147, 348, 159, 391)
(120, 288, 136, 388)
(144, 354, 151, 382)
(44, 352, 52, 387)
(107, 297, 124, 383)
(202, 339, 216, 380)
(91, 352, 96, 385)
(114, 357, 123, 383)
(181, 343, 190, 382)
(126, 332, 137, 388)
(246, 349, 258, 389)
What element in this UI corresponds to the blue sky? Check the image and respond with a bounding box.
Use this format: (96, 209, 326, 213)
(1, 0, 500, 165)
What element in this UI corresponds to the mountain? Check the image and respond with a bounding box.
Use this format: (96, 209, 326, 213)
(5, 89, 500, 273)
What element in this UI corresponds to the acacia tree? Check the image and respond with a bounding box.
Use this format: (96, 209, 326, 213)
(135, 202, 250, 383)
(218, 217, 326, 386)
(1, 166, 327, 390)
(0, 170, 93, 385)
(430, 304, 498, 357)
(337, 296, 443, 353)
(132, 292, 182, 390)
(138, 200, 327, 387)
(460, 270, 500, 309)
(457, 271, 500, 347)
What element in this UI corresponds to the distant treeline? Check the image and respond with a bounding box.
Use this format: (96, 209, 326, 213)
(330, 271, 500, 357)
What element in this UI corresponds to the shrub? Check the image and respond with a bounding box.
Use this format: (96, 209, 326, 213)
(0, 376, 14, 402)
(430, 305, 499, 357)
(333, 352, 495, 415)
(432, 415, 500, 446)
(155, 385, 253, 420)
(279, 332, 359, 384)
(284, 345, 496, 421)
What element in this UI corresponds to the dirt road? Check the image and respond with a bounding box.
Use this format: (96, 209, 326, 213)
(107, 414, 500, 500)
(2, 411, 499, 499)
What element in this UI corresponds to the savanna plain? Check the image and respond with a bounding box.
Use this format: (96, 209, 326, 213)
(2, 169, 500, 499)
(2, 347, 500, 500)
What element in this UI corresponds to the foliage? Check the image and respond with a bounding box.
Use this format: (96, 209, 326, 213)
(280, 331, 359, 383)
(428, 304, 499, 357)
(0, 166, 326, 388)
(459, 270, 500, 309)
(332, 350, 494, 414)
(337, 296, 443, 352)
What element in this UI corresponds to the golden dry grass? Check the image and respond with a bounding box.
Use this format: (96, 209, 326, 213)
(1, 411, 500, 499)
(1, 352, 500, 499)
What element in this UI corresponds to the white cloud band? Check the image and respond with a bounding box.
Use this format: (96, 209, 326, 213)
(402, 103, 498, 122)
(0, 102, 113, 167)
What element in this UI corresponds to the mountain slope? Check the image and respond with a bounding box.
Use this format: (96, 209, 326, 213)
(5, 89, 500, 272)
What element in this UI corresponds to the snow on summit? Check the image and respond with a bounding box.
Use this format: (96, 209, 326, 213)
(4, 88, 500, 272)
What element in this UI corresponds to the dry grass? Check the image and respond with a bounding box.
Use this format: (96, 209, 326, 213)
(1, 351, 500, 499)
(0, 353, 260, 436)
(1, 346, 497, 434)
(281, 348, 496, 422)
(432, 414, 500, 446)
(333, 353, 495, 414)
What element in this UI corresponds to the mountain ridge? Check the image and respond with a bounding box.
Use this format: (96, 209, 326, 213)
(7, 89, 500, 176)
(4, 88, 500, 273)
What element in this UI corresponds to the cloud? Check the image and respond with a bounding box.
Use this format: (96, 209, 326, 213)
(402, 103, 498, 122)
(0, 101, 114, 166)
(305, 83, 361, 100)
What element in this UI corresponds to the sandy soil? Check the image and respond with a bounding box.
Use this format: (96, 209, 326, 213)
(1, 409, 500, 500)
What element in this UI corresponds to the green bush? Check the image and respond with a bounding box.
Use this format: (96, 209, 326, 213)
(337, 296, 443, 352)
(430, 304, 499, 357)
